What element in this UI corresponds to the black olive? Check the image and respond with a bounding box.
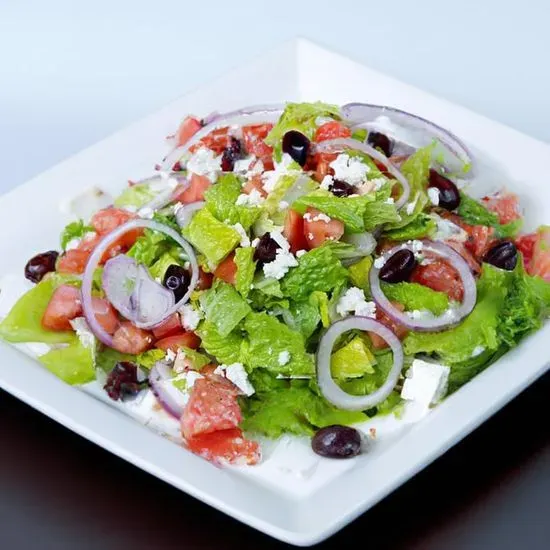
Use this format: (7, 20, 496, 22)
(378, 249, 417, 283)
(253, 233, 280, 266)
(428, 169, 460, 211)
(331, 179, 355, 197)
(312, 425, 362, 459)
(484, 241, 518, 271)
(282, 130, 310, 167)
(220, 137, 243, 172)
(162, 264, 191, 301)
(367, 131, 393, 157)
(24, 250, 59, 283)
(104, 362, 147, 401)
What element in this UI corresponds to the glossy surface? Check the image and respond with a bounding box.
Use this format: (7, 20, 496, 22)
(163, 264, 191, 302)
(484, 241, 518, 271)
(103, 362, 144, 401)
(379, 249, 417, 283)
(24, 250, 59, 283)
(282, 130, 310, 166)
(253, 233, 279, 265)
(331, 179, 355, 197)
(428, 170, 460, 211)
(367, 131, 393, 157)
(312, 425, 362, 458)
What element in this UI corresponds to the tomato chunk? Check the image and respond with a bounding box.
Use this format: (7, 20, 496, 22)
(176, 116, 202, 147)
(191, 128, 232, 154)
(57, 249, 91, 275)
(91, 297, 119, 335)
(155, 331, 200, 352)
(314, 121, 351, 142)
(242, 174, 267, 198)
(42, 285, 82, 331)
(152, 313, 182, 340)
(173, 173, 211, 204)
(368, 302, 408, 350)
(181, 376, 241, 439)
(527, 227, 550, 281)
(214, 253, 237, 285)
(111, 322, 153, 354)
(303, 207, 344, 249)
(196, 268, 213, 291)
(283, 209, 309, 254)
(242, 124, 274, 162)
(312, 152, 337, 183)
(411, 260, 464, 302)
(186, 428, 260, 465)
(516, 233, 537, 268)
(482, 192, 521, 225)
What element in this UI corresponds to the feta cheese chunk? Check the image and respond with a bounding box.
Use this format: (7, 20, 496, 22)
(179, 304, 202, 331)
(431, 213, 468, 242)
(428, 187, 440, 206)
(235, 188, 264, 207)
(336, 287, 376, 318)
(173, 369, 203, 390)
(263, 248, 298, 280)
(232, 222, 250, 247)
(329, 154, 370, 186)
(319, 174, 334, 191)
(374, 257, 386, 269)
(216, 362, 255, 396)
(278, 350, 291, 366)
(262, 153, 297, 193)
(186, 147, 222, 183)
(401, 359, 450, 406)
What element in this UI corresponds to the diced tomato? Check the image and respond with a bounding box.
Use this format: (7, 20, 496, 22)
(214, 253, 237, 285)
(42, 285, 82, 331)
(192, 128, 232, 155)
(196, 268, 213, 291)
(411, 260, 464, 301)
(181, 376, 241, 439)
(152, 313, 182, 340)
(283, 209, 309, 254)
(173, 173, 211, 204)
(57, 249, 91, 275)
(242, 174, 267, 198)
(176, 116, 202, 147)
(515, 232, 537, 267)
(91, 297, 119, 335)
(314, 121, 351, 142)
(91, 207, 134, 236)
(445, 242, 481, 275)
(111, 321, 153, 354)
(303, 207, 344, 249)
(186, 428, 260, 465)
(368, 302, 408, 350)
(464, 225, 494, 259)
(527, 227, 550, 281)
(155, 331, 201, 352)
(312, 152, 337, 183)
(482, 192, 521, 224)
(242, 124, 274, 163)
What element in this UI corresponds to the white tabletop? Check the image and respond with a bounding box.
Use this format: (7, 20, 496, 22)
(0, 0, 548, 193)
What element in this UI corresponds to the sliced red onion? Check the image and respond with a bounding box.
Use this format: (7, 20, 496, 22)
(102, 255, 175, 325)
(161, 108, 283, 172)
(81, 219, 199, 343)
(341, 103, 473, 177)
(369, 240, 477, 332)
(130, 173, 188, 217)
(317, 317, 404, 410)
(201, 104, 284, 126)
(315, 138, 411, 210)
(175, 201, 205, 229)
(149, 361, 187, 418)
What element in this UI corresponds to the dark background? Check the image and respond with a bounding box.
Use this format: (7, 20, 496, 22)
(1, 373, 548, 550)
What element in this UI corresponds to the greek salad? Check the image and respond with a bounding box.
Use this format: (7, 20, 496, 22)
(1, 101, 550, 466)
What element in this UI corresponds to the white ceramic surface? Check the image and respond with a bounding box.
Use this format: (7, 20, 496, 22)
(0, 40, 548, 546)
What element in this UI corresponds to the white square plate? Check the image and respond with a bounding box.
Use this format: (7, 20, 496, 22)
(0, 39, 549, 546)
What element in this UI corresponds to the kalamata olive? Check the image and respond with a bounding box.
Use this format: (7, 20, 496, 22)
(379, 249, 417, 283)
(253, 233, 280, 265)
(428, 169, 460, 211)
(282, 130, 310, 167)
(162, 264, 191, 301)
(24, 250, 59, 283)
(220, 137, 243, 172)
(104, 361, 147, 401)
(312, 425, 362, 459)
(367, 131, 393, 157)
(331, 179, 355, 197)
(484, 241, 518, 271)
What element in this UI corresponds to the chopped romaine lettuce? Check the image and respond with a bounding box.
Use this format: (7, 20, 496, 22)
(331, 336, 375, 379)
(114, 184, 156, 209)
(286, 299, 321, 340)
(363, 199, 401, 230)
(348, 256, 373, 291)
(310, 291, 330, 328)
(148, 251, 183, 281)
(384, 213, 436, 241)
(177, 346, 211, 370)
(60, 219, 94, 250)
(95, 347, 134, 373)
(382, 282, 449, 315)
(135, 349, 166, 369)
(182, 208, 240, 266)
(195, 320, 244, 365)
(234, 247, 256, 298)
(39, 336, 95, 385)
(128, 229, 174, 267)
(263, 173, 316, 216)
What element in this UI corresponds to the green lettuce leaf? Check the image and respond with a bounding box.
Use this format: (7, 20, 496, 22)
(95, 347, 134, 373)
(286, 299, 321, 340)
(182, 208, 240, 266)
(348, 256, 373, 291)
(0, 274, 80, 344)
(243, 312, 314, 375)
(362, 199, 401, 230)
(177, 346, 211, 370)
(381, 282, 449, 315)
(384, 213, 436, 241)
(234, 247, 256, 298)
(263, 173, 316, 218)
(114, 184, 156, 209)
(136, 349, 166, 369)
(331, 336, 375, 379)
(204, 174, 261, 230)
(199, 281, 251, 337)
(195, 320, 244, 365)
(281, 245, 349, 302)
(60, 219, 94, 250)
(265, 102, 341, 159)
(39, 337, 95, 385)
(128, 229, 174, 267)
(148, 252, 183, 281)
(310, 291, 330, 328)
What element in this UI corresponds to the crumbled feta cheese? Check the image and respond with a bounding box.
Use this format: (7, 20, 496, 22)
(263, 249, 298, 280)
(174, 369, 203, 390)
(296, 249, 307, 258)
(336, 287, 376, 318)
(410, 240, 423, 254)
(374, 257, 386, 269)
(428, 187, 440, 206)
(235, 188, 264, 207)
(270, 230, 290, 252)
(65, 231, 97, 252)
(179, 304, 202, 331)
(401, 359, 450, 406)
(320, 175, 334, 190)
(385, 197, 395, 205)
(69, 317, 96, 351)
(329, 154, 370, 186)
(232, 222, 250, 247)
(315, 115, 334, 126)
(138, 206, 154, 219)
(233, 156, 255, 174)
(431, 214, 468, 242)
(307, 232, 314, 241)
(216, 363, 255, 396)
(370, 177, 387, 190)
(165, 349, 177, 363)
(278, 351, 291, 366)
(406, 309, 436, 321)
(251, 237, 260, 247)
(186, 147, 222, 183)
(65, 238, 81, 251)
(262, 153, 297, 193)
(405, 192, 420, 215)
(279, 200, 289, 211)
(312, 212, 331, 223)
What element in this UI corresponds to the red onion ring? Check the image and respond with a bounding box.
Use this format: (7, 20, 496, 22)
(149, 361, 187, 418)
(81, 219, 199, 345)
(175, 201, 205, 229)
(314, 138, 411, 210)
(341, 103, 473, 177)
(317, 317, 404, 410)
(201, 104, 284, 126)
(161, 107, 283, 172)
(369, 240, 477, 332)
